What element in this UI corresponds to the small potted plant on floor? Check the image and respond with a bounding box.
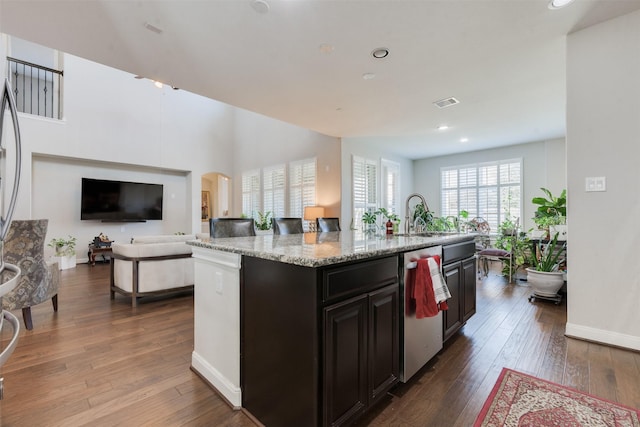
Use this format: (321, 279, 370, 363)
(49, 235, 77, 270)
(526, 232, 566, 297)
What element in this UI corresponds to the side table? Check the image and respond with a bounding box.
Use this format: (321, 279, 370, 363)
(88, 244, 113, 266)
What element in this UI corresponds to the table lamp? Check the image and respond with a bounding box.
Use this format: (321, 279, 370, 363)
(303, 206, 325, 232)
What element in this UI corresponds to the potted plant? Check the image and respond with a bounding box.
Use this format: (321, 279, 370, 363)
(412, 203, 433, 233)
(495, 218, 530, 279)
(362, 210, 379, 233)
(532, 188, 567, 240)
(48, 235, 77, 270)
(458, 210, 470, 232)
(526, 232, 566, 297)
(377, 208, 400, 234)
(254, 211, 272, 234)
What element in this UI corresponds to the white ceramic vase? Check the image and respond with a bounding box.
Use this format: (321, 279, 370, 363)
(526, 267, 564, 297)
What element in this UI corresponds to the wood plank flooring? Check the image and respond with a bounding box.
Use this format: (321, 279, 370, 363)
(1, 263, 639, 426)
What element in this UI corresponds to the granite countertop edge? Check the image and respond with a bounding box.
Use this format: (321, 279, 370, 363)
(188, 233, 476, 268)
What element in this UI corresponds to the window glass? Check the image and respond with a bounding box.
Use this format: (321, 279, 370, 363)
(441, 159, 522, 231)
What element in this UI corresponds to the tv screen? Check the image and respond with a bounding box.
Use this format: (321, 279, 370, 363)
(81, 178, 163, 221)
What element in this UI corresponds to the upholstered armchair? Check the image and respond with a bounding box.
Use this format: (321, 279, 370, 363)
(1, 219, 60, 330)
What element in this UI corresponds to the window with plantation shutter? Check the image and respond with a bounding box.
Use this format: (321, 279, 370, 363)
(263, 164, 286, 218)
(381, 159, 400, 217)
(242, 170, 261, 218)
(289, 158, 316, 218)
(441, 159, 522, 231)
(352, 155, 378, 230)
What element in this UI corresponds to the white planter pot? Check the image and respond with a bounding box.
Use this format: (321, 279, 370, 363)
(526, 267, 564, 297)
(53, 255, 76, 270)
(255, 229, 272, 236)
(550, 224, 568, 241)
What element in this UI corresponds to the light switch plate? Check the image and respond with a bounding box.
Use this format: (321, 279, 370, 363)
(585, 176, 606, 192)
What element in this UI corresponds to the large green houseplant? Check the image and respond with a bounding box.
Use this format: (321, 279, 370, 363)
(495, 218, 530, 278)
(532, 188, 566, 239)
(526, 232, 567, 297)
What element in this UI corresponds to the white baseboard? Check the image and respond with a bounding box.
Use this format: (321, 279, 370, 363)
(565, 323, 640, 351)
(191, 351, 242, 408)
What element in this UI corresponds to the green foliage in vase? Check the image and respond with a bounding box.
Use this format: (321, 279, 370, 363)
(48, 235, 77, 256)
(530, 232, 566, 272)
(532, 188, 566, 229)
(255, 211, 272, 230)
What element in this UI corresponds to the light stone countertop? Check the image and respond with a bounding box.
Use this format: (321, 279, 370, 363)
(187, 231, 476, 268)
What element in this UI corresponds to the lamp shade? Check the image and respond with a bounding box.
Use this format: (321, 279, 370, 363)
(303, 206, 325, 221)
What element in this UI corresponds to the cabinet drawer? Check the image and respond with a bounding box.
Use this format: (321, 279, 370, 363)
(322, 256, 398, 303)
(442, 241, 476, 265)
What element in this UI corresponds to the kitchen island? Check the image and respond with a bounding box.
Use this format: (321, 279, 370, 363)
(187, 231, 475, 427)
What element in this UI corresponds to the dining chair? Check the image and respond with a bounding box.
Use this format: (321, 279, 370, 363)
(476, 218, 519, 283)
(272, 218, 304, 235)
(209, 218, 256, 238)
(316, 217, 341, 232)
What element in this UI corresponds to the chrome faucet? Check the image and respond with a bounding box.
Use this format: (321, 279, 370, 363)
(404, 193, 429, 235)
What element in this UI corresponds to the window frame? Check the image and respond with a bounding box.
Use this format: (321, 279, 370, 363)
(352, 155, 379, 230)
(441, 158, 523, 231)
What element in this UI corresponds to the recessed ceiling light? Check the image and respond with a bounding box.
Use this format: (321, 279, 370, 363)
(154, 81, 163, 89)
(437, 125, 449, 131)
(319, 44, 335, 54)
(371, 48, 389, 59)
(251, 0, 270, 14)
(362, 73, 376, 80)
(460, 137, 469, 143)
(548, 0, 575, 9)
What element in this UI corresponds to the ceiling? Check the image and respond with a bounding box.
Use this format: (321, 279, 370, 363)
(2, 0, 640, 159)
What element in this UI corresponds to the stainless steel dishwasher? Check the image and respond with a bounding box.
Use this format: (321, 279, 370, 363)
(400, 245, 443, 382)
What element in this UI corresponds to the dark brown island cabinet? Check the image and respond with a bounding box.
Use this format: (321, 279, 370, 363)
(241, 254, 400, 427)
(441, 241, 477, 342)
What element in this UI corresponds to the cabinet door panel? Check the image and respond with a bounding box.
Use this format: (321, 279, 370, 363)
(324, 295, 368, 427)
(462, 256, 477, 322)
(368, 284, 399, 405)
(443, 262, 463, 342)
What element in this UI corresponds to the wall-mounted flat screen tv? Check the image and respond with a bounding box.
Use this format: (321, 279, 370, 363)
(81, 178, 163, 221)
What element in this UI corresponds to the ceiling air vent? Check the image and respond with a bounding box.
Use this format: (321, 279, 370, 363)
(433, 97, 460, 109)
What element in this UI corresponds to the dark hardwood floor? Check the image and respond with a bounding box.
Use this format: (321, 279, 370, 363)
(1, 262, 639, 426)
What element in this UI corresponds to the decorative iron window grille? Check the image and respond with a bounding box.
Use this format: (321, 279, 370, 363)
(7, 57, 63, 120)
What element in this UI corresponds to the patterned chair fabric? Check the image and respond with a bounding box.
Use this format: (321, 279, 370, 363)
(1, 219, 60, 330)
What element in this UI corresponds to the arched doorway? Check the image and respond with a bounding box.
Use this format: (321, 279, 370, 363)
(201, 172, 231, 230)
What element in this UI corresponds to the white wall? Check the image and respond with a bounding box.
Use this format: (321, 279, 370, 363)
(1, 46, 237, 259)
(412, 138, 566, 231)
(565, 10, 640, 350)
(232, 108, 342, 218)
(341, 138, 414, 230)
(1, 34, 343, 257)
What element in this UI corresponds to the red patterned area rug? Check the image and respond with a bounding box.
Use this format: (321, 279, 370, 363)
(474, 368, 640, 426)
